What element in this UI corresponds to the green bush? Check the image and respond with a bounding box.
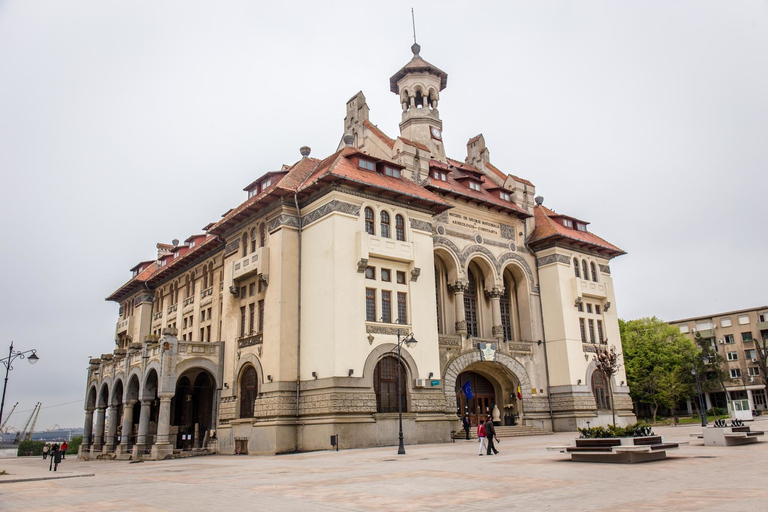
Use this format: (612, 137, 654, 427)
(578, 422, 649, 438)
(67, 436, 83, 455)
(707, 407, 727, 416)
(16, 440, 45, 457)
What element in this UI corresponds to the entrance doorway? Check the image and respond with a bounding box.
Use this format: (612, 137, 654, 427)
(456, 371, 496, 426)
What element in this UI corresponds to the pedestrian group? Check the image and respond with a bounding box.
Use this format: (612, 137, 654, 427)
(42, 441, 68, 471)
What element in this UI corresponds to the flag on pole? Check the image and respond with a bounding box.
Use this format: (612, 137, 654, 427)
(462, 380, 473, 399)
(517, 385, 523, 400)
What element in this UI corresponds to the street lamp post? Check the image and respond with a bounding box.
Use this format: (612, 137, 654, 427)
(0, 341, 40, 427)
(691, 356, 707, 427)
(394, 329, 418, 455)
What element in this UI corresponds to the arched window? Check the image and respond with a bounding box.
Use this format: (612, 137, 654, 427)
(590, 262, 598, 282)
(581, 260, 589, 281)
(591, 371, 610, 410)
(184, 275, 190, 299)
(259, 224, 266, 248)
(465, 271, 479, 338)
(189, 272, 195, 295)
(251, 228, 258, 253)
(573, 258, 580, 278)
(364, 207, 375, 235)
(380, 211, 390, 238)
(374, 356, 407, 413)
(202, 265, 208, 289)
(241, 232, 248, 257)
(209, 264, 214, 290)
(500, 277, 512, 341)
(395, 215, 405, 241)
(239, 366, 258, 418)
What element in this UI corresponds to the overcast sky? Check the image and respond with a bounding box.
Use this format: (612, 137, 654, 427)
(1, 1, 766, 430)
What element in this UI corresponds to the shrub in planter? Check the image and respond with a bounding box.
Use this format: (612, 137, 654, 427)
(16, 440, 45, 457)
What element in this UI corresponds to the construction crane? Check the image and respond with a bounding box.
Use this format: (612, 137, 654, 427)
(15, 402, 40, 444)
(0, 402, 18, 433)
(25, 402, 42, 442)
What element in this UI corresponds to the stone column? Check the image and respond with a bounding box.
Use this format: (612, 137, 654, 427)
(449, 282, 468, 334)
(116, 400, 135, 456)
(487, 287, 504, 340)
(93, 406, 106, 450)
(151, 395, 174, 460)
(105, 405, 118, 451)
(82, 408, 94, 448)
(136, 401, 151, 447)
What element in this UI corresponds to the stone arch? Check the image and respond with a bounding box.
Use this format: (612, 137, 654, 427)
(434, 246, 460, 283)
(466, 253, 498, 289)
(461, 245, 502, 282)
(442, 351, 533, 414)
(434, 236, 465, 276)
(86, 385, 97, 411)
(175, 357, 222, 389)
(235, 353, 264, 385)
(362, 343, 419, 390)
(142, 368, 159, 401)
(98, 382, 110, 408)
(110, 378, 125, 406)
(498, 252, 536, 290)
(126, 372, 141, 403)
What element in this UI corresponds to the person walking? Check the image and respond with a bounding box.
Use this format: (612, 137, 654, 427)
(42, 444, 50, 460)
(477, 420, 487, 456)
(462, 414, 471, 440)
(485, 415, 499, 455)
(49, 444, 58, 471)
(50, 447, 62, 472)
(61, 441, 68, 459)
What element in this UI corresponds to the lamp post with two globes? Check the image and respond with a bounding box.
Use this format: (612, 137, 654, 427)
(0, 341, 40, 427)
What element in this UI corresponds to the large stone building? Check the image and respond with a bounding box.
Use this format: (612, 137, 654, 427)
(81, 43, 632, 459)
(669, 306, 768, 416)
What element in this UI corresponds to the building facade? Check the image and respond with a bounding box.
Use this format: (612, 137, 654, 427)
(81, 44, 633, 459)
(670, 306, 768, 415)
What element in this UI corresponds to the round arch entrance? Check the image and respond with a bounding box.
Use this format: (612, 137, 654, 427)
(171, 368, 216, 450)
(456, 371, 496, 426)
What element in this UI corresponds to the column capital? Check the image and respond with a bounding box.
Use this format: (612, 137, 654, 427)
(485, 287, 504, 300)
(448, 281, 468, 294)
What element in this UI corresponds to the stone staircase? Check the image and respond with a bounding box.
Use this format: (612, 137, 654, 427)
(454, 425, 551, 440)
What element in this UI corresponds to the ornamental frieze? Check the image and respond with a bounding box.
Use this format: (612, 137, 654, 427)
(303, 200, 360, 227)
(224, 239, 240, 255)
(267, 214, 300, 232)
(537, 254, 571, 267)
(599, 264, 611, 274)
(409, 219, 432, 233)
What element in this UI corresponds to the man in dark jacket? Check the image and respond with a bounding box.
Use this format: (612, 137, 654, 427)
(485, 415, 499, 455)
(462, 414, 471, 440)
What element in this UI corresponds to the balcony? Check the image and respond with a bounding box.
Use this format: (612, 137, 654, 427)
(697, 328, 716, 338)
(232, 247, 269, 283)
(167, 304, 178, 315)
(757, 321, 768, 331)
(572, 278, 608, 299)
(360, 233, 414, 263)
(115, 316, 133, 336)
(183, 296, 194, 308)
(153, 311, 163, 321)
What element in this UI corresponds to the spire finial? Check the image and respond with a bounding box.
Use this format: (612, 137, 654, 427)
(411, 8, 420, 57)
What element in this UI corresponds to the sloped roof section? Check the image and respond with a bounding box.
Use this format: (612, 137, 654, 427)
(528, 205, 625, 258)
(363, 121, 395, 149)
(389, 45, 448, 93)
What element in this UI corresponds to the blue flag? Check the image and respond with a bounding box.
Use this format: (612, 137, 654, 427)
(462, 380, 473, 399)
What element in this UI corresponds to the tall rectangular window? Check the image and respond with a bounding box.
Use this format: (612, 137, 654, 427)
(597, 320, 604, 343)
(249, 303, 255, 334)
(366, 288, 376, 322)
(579, 318, 587, 343)
(206, 325, 211, 342)
(381, 290, 392, 323)
(742, 332, 754, 342)
(397, 292, 407, 324)
(258, 300, 265, 332)
(725, 334, 735, 344)
(240, 306, 246, 337)
(588, 319, 596, 343)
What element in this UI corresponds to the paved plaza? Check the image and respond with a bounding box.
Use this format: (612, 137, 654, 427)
(2, 419, 767, 511)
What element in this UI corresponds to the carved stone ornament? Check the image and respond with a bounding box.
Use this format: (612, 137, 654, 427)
(477, 342, 498, 362)
(455, 320, 467, 332)
(410, 267, 421, 282)
(485, 287, 504, 300)
(448, 281, 468, 294)
(357, 258, 369, 273)
(492, 325, 504, 337)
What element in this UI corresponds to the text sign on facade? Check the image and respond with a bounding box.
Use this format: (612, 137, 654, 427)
(430, 380, 441, 387)
(448, 212, 500, 236)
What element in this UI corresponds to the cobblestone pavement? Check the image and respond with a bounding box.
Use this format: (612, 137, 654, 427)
(2, 419, 767, 511)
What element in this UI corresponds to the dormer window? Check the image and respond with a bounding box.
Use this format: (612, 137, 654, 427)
(468, 181, 481, 191)
(174, 251, 179, 258)
(162, 259, 167, 266)
(263, 177, 272, 188)
(500, 192, 511, 201)
(132, 269, 139, 277)
(359, 159, 375, 171)
(563, 219, 573, 228)
(576, 223, 587, 232)
(189, 241, 196, 248)
(384, 166, 401, 178)
(433, 171, 447, 181)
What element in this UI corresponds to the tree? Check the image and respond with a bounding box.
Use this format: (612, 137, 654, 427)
(693, 332, 731, 406)
(593, 344, 621, 425)
(621, 317, 697, 422)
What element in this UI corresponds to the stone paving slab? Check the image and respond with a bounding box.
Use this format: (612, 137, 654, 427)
(1, 419, 767, 511)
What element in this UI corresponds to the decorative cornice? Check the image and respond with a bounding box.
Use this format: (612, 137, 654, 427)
(302, 199, 360, 227)
(224, 239, 240, 256)
(410, 219, 433, 233)
(267, 214, 300, 232)
(366, 324, 410, 335)
(537, 254, 571, 267)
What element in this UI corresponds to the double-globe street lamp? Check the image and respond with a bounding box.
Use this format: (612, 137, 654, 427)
(1, 341, 40, 427)
(393, 329, 417, 455)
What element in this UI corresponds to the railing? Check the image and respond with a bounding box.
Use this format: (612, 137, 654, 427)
(201, 287, 213, 299)
(167, 304, 177, 314)
(153, 311, 163, 320)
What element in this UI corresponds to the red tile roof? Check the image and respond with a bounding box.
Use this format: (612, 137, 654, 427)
(398, 136, 430, 152)
(363, 120, 395, 148)
(390, 54, 448, 92)
(427, 160, 531, 217)
(528, 205, 625, 257)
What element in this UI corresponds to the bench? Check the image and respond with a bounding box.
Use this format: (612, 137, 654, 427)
(700, 423, 765, 447)
(548, 436, 679, 464)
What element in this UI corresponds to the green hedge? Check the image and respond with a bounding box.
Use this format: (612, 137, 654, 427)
(16, 440, 45, 456)
(577, 422, 649, 438)
(67, 436, 82, 454)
